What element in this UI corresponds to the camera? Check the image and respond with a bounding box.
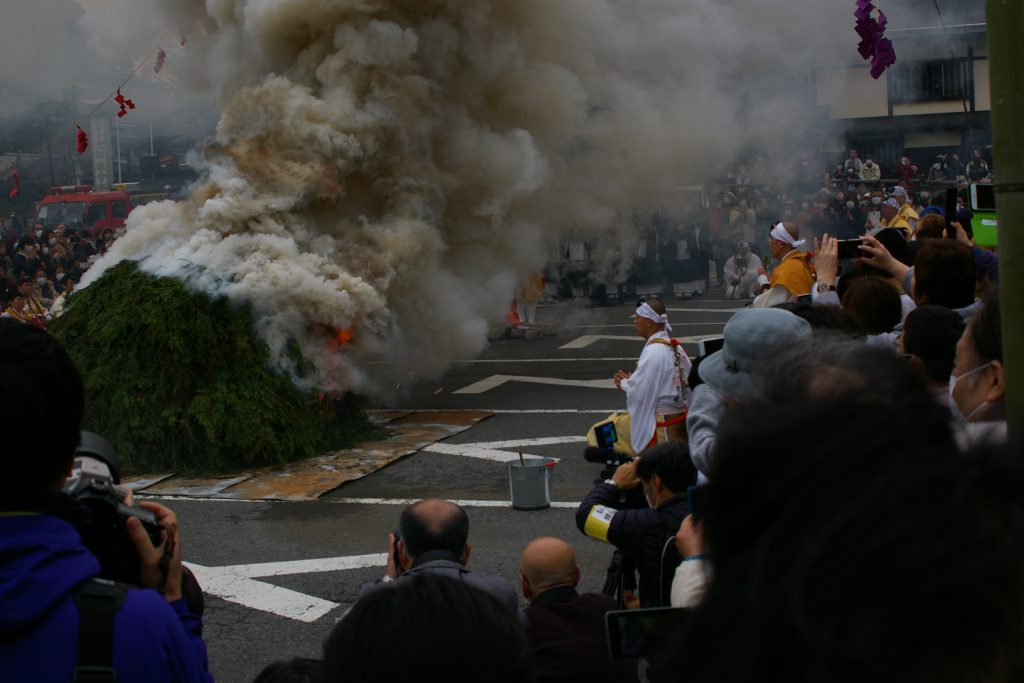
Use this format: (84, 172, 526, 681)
(63, 431, 163, 585)
(584, 422, 635, 479)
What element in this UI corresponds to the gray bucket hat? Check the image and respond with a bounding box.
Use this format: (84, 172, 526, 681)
(698, 308, 813, 397)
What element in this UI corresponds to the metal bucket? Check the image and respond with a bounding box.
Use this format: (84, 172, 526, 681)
(506, 457, 556, 510)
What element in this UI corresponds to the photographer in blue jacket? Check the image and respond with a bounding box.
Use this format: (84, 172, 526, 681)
(0, 319, 212, 683)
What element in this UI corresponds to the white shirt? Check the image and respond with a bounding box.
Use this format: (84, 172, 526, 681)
(620, 330, 691, 453)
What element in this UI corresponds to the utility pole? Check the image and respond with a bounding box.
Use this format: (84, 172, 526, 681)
(986, 0, 1023, 439)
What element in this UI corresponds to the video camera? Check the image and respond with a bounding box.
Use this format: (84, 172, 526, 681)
(63, 431, 163, 585)
(584, 422, 635, 479)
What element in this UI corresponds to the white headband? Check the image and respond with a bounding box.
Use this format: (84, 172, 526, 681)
(635, 301, 672, 332)
(771, 222, 806, 249)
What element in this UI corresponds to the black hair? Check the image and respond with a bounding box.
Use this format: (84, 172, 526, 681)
(773, 301, 860, 336)
(323, 573, 534, 683)
(840, 275, 902, 335)
(645, 297, 667, 316)
(252, 658, 323, 683)
(969, 287, 1002, 364)
(913, 240, 976, 309)
(398, 499, 470, 559)
(872, 228, 912, 266)
(752, 335, 952, 443)
(636, 441, 698, 494)
(902, 305, 966, 383)
(648, 395, 1024, 683)
(0, 319, 84, 509)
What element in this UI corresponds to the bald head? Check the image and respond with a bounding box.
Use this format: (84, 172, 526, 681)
(399, 498, 470, 560)
(519, 537, 580, 601)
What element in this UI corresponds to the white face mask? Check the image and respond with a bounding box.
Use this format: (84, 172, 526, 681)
(846, 201, 855, 209)
(49, 238, 56, 246)
(34, 230, 42, 239)
(35, 277, 46, 286)
(948, 362, 992, 422)
(871, 197, 882, 206)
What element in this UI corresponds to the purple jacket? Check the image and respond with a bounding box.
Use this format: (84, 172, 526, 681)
(0, 513, 212, 682)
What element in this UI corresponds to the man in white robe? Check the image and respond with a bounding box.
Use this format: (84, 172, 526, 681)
(611, 298, 691, 454)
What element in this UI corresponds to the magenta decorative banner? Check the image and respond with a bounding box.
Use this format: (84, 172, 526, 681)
(855, 0, 896, 78)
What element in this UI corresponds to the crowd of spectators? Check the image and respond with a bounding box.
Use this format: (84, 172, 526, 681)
(544, 145, 995, 304)
(0, 219, 118, 326)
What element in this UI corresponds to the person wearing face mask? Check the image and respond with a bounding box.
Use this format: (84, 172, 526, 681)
(832, 191, 863, 239)
(949, 290, 1005, 448)
(576, 442, 698, 608)
(34, 268, 58, 307)
(13, 240, 40, 278)
(859, 154, 881, 187)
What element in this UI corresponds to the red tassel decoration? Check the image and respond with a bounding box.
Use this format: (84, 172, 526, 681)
(8, 168, 18, 199)
(115, 88, 136, 118)
(76, 125, 89, 154)
(155, 48, 166, 73)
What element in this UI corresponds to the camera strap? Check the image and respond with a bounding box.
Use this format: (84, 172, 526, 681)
(72, 577, 127, 683)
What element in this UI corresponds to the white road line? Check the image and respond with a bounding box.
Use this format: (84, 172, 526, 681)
(453, 357, 639, 363)
(464, 436, 588, 448)
(332, 497, 580, 508)
(187, 569, 339, 622)
(666, 307, 746, 313)
(421, 435, 584, 462)
(558, 335, 640, 349)
(559, 333, 723, 350)
(185, 554, 387, 622)
(561, 322, 726, 329)
(224, 553, 388, 579)
(375, 409, 614, 414)
(146, 495, 582, 507)
(452, 374, 616, 394)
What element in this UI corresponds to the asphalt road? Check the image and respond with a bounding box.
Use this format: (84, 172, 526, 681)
(156, 294, 744, 683)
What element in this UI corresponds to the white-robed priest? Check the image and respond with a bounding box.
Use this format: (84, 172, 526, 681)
(587, 298, 691, 457)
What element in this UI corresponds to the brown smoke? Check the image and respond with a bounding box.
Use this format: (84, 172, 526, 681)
(77, 0, 848, 398)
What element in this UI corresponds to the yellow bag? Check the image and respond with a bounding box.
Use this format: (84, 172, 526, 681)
(586, 412, 638, 457)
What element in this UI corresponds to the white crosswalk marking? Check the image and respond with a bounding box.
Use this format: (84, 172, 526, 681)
(185, 553, 386, 623)
(452, 374, 616, 394)
(422, 435, 584, 462)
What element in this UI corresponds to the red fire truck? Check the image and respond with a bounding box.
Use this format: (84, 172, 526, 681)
(33, 185, 132, 237)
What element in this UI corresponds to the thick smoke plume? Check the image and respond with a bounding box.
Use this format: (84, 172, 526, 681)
(76, 0, 849, 397)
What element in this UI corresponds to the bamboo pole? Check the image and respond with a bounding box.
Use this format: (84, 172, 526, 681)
(986, 0, 1024, 439)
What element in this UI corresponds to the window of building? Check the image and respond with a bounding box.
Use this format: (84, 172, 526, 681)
(890, 59, 971, 103)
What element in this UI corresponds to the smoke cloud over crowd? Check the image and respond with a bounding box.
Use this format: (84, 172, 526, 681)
(73, 0, 849, 397)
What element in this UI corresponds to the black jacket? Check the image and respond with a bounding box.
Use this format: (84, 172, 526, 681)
(576, 483, 690, 607)
(524, 586, 638, 683)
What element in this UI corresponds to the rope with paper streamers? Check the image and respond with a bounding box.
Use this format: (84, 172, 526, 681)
(1, 29, 188, 195)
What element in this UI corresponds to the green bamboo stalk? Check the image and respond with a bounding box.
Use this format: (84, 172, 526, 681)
(986, 0, 1024, 439)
